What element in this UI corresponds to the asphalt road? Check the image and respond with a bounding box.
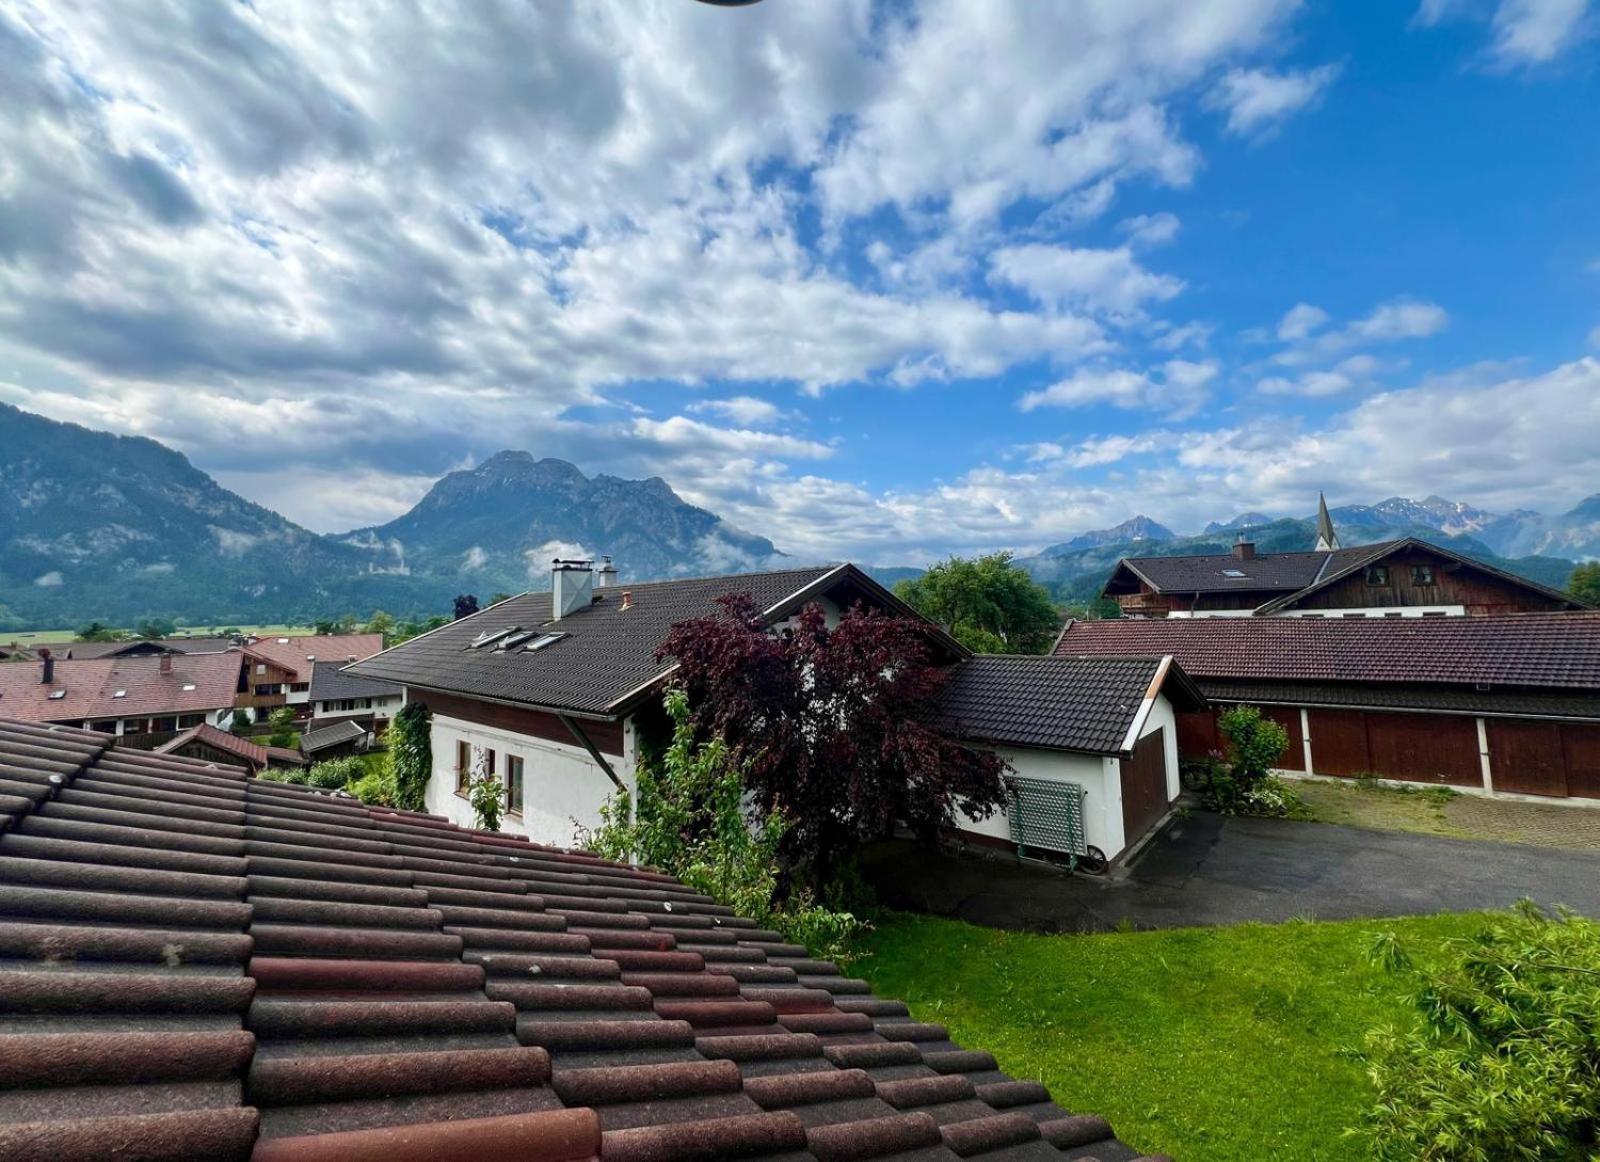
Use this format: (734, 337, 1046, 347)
(863, 812, 1600, 932)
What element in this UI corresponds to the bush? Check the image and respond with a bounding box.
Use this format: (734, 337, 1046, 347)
(390, 702, 432, 813)
(467, 769, 505, 831)
(306, 756, 364, 790)
(230, 709, 250, 735)
(1353, 902, 1600, 1160)
(264, 707, 297, 749)
(585, 686, 867, 964)
(1209, 706, 1297, 816)
(349, 766, 397, 807)
(258, 766, 309, 785)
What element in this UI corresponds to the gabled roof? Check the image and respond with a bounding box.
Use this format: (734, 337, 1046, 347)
(63, 636, 237, 660)
(155, 722, 270, 767)
(1104, 542, 1395, 597)
(300, 717, 368, 754)
(242, 634, 386, 681)
(1056, 612, 1600, 690)
(0, 716, 1135, 1159)
(307, 660, 402, 704)
(349, 564, 966, 719)
(0, 651, 242, 723)
(1252, 536, 1585, 614)
(938, 655, 1207, 755)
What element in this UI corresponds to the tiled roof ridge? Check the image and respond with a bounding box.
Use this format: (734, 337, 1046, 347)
(0, 719, 1147, 1162)
(156, 723, 271, 766)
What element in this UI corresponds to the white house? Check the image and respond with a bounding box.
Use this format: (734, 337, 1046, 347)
(348, 559, 1206, 865)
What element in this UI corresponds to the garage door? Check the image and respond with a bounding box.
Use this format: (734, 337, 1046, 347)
(1367, 713, 1481, 787)
(1563, 724, 1600, 800)
(1487, 719, 1568, 797)
(1260, 706, 1306, 772)
(1306, 709, 1371, 776)
(1121, 728, 1171, 847)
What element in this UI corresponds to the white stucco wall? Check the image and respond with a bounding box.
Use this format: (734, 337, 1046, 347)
(955, 693, 1179, 862)
(426, 713, 637, 848)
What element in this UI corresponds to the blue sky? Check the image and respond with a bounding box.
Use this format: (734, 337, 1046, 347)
(1, 0, 1597, 567)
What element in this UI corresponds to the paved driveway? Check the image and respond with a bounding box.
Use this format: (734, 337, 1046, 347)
(862, 812, 1600, 933)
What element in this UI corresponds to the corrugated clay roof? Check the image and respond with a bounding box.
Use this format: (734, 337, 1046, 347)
(0, 717, 1143, 1161)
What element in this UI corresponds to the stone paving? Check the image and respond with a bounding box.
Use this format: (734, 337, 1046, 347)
(1294, 777, 1600, 852)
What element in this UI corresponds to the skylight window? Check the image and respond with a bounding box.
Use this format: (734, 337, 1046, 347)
(469, 626, 519, 650)
(496, 631, 538, 651)
(1221, 569, 1248, 578)
(522, 632, 568, 653)
(48, 689, 66, 700)
(182, 683, 197, 692)
(112, 689, 126, 699)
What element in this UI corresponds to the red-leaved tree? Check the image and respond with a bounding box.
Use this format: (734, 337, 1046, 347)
(656, 594, 1007, 884)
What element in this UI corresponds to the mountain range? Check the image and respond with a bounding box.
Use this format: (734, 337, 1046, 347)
(0, 402, 1592, 628)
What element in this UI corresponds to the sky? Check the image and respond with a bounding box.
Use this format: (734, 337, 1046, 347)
(2, 0, 1598, 567)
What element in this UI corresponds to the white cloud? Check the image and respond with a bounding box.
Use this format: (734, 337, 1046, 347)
(1259, 353, 1383, 397)
(1151, 320, 1215, 351)
(1118, 212, 1181, 248)
(462, 546, 489, 570)
(34, 571, 64, 588)
(1019, 359, 1216, 419)
(1207, 64, 1341, 138)
(687, 396, 785, 427)
(1490, 0, 1592, 64)
(1588, 324, 1600, 348)
(990, 244, 1184, 315)
(1277, 302, 1330, 341)
(1349, 299, 1450, 341)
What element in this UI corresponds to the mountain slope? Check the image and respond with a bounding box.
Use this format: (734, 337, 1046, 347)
(0, 403, 424, 627)
(336, 451, 784, 593)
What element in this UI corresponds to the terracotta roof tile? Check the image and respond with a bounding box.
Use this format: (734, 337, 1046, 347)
(242, 635, 385, 682)
(0, 715, 1144, 1161)
(0, 652, 242, 723)
(157, 725, 271, 768)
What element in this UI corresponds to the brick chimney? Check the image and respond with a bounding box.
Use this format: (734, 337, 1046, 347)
(159, 652, 173, 674)
(39, 648, 53, 686)
(552, 559, 595, 620)
(1233, 536, 1256, 561)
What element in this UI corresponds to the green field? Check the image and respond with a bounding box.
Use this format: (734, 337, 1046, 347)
(856, 910, 1490, 1161)
(1, 624, 312, 645)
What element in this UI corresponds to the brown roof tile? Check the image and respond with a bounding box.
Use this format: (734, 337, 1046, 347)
(0, 715, 1141, 1161)
(242, 635, 385, 682)
(0, 652, 242, 723)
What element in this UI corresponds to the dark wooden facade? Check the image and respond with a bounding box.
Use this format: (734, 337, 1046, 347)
(419, 689, 626, 758)
(1177, 702, 1600, 799)
(1119, 728, 1172, 843)
(1285, 545, 1571, 616)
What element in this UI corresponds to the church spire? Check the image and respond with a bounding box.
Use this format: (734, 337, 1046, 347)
(1315, 491, 1340, 551)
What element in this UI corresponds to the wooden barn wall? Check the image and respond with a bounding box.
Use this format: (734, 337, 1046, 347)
(1173, 693, 1599, 798)
(1291, 545, 1568, 615)
(420, 689, 625, 757)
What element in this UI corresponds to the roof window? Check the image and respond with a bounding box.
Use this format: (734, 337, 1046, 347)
(1221, 568, 1248, 578)
(277, 638, 290, 644)
(47, 689, 66, 700)
(522, 632, 568, 653)
(469, 626, 519, 650)
(112, 689, 126, 699)
(182, 683, 197, 691)
(496, 630, 538, 651)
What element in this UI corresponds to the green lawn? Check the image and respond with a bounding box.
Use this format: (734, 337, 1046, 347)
(856, 910, 1491, 1161)
(3, 623, 311, 645)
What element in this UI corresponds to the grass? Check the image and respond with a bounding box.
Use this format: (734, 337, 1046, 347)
(856, 909, 1492, 1162)
(352, 750, 390, 777)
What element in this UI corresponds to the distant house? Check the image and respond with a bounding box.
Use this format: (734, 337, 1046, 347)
(61, 635, 237, 660)
(0, 649, 242, 744)
(1057, 613, 1600, 801)
(300, 717, 371, 761)
(351, 559, 1201, 864)
(1103, 534, 1581, 619)
(236, 633, 385, 721)
(155, 722, 303, 773)
(307, 661, 402, 734)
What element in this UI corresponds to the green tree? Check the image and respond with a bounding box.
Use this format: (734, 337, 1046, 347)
(134, 617, 177, 640)
(1354, 902, 1600, 1160)
(1210, 705, 1294, 815)
(312, 619, 339, 636)
(489, 592, 513, 605)
(265, 706, 296, 749)
(363, 610, 397, 643)
(389, 701, 432, 812)
(230, 709, 251, 735)
(1569, 561, 1600, 608)
(75, 621, 126, 642)
(895, 552, 1062, 654)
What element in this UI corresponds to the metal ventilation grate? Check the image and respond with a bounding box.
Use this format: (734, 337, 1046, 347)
(1004, 776, 1087, 860)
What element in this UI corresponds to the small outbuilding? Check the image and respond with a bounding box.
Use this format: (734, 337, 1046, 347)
(938, 654, 1207, 866)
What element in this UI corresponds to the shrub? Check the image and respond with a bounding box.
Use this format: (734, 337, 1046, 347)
(585, 686, 867, 964)
(265, 707, 296, 749)
(1353, 902, 1600, 1160)
(260, 766, 309, 785)
(1209, 706, 1294, 816)
(306, 756, 364, 790)
(467, 770, 505, 831)
(390, 702, 432, 813)
(349, 766, 396, 807)
(230, 709, 250, 735)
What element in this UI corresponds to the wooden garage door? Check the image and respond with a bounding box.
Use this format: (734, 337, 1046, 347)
(1121, 728, 1171, 846)
(1307, 709, 1371, 776)
(1487, 719, 1568, 797)
(1562, 724, 1600, 800)
(1367, 712, 1481, 787)
(1175, 710, 1218, 757)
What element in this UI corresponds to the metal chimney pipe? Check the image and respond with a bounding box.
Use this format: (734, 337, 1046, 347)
(39, 648, 54, 686)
